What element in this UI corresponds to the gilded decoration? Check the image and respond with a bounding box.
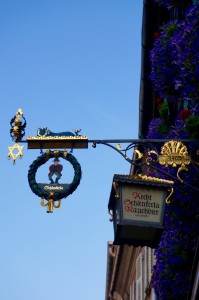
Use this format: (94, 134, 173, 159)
(10, 108, 26, 142)
(113, 174, 174, 185)
(8, 108, 26, 163)
(26, 127, 87, 139)
(26, 127, 88, 149)
(26, 136, 88, 140)
(40, 197, 62, 213)
(159, 140, 191, 167)
(8, 143, 24, 164)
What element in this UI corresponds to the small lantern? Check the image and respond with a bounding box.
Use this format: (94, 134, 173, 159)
(108, 174, 174, 248)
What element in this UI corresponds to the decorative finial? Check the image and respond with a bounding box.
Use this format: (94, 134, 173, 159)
(8, 108, 26, 164)
(10, 108, 26, 142)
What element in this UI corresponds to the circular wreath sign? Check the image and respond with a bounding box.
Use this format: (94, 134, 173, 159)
(28, 150, 82, 200)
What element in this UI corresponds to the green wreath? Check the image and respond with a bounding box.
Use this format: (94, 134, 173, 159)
(28, 151, 82, 200)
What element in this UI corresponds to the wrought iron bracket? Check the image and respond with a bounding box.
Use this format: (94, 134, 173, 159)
(89, 139, 199, 193)
(8, 109, 199, 193)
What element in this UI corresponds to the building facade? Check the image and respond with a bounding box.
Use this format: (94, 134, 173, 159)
(105, 243, 156, 300)
(105, 2, 168, 299)
(105, 0, 199, 299)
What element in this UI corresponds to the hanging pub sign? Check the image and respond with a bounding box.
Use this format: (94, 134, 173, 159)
(7, 109, 86, 213)
(108, 174, 174, 248)
(28, 150, 82, 213)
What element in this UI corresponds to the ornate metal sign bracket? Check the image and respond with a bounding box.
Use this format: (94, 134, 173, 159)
(8, 109, 199, 213)
(89, 139, 199, 193)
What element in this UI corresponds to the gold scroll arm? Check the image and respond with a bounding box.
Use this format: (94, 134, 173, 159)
(166, 187, 174, 204)
(177, 166, 189, 183)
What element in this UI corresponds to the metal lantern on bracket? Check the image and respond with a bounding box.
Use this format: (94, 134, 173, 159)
(108, 174, 174, 248)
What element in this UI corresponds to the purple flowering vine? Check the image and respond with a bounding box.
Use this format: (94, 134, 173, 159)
(154, 0, 191, 14)
(148, 2, 199, 299)
(151, 0, 199, 102)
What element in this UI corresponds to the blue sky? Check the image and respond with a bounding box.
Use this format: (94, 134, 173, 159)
(0, 1, 142, 299)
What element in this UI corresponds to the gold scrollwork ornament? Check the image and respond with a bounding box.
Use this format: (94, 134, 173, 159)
(133, 149, 143, 161)
(146, 150, 159, 165)
(40, 197, 62, 213)
(165, 187, 174, 204)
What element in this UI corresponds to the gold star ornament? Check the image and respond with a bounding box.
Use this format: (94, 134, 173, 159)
(8, 143, 24, 164)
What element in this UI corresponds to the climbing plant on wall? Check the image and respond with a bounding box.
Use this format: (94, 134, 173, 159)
(148, 1, 199, 299)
